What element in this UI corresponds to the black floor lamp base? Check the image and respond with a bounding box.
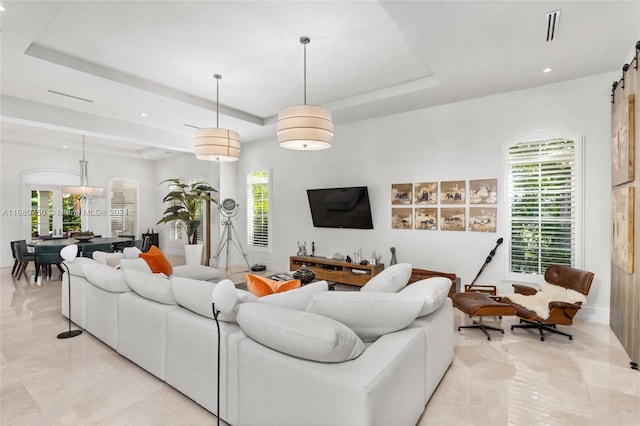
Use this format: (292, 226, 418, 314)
(57, 329, 83, 339)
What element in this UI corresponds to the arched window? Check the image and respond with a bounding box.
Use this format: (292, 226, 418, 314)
(504, 136, 583, 280)
(247, 170, 270, 249)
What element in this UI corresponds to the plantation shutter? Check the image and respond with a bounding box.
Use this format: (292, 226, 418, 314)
(110, 179, 137, 235)
(247, 171, 270, 248)
(507, 138, 576, 274)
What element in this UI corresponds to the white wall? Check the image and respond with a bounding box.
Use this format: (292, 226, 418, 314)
(238, 72, 614, 323)
(0, 142, 158, 265)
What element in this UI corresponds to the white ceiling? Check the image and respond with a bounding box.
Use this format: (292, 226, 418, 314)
(1, 1, 638, 160)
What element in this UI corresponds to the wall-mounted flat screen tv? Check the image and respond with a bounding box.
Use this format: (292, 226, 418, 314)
(306, 186, 374, 229)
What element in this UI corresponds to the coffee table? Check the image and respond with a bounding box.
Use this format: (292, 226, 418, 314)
(235, 274, 336, 292)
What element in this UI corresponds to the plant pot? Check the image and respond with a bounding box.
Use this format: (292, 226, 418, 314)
(184, 243, 203, 265)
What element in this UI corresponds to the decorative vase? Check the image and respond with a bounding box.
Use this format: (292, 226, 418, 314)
(293, 264, 316, 284)
(390, 247, 397, 266)
(184, 243, 203, 265)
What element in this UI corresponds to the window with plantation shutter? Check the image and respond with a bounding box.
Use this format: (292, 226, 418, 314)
(110, 179, 137, 235)
(247, 170, 270, 249)
(506, 137, 582, 278)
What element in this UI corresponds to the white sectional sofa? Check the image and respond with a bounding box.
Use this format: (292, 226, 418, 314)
(62, 259, 454, 426)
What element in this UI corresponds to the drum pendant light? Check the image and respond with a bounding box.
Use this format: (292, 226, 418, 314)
(277, 36, 333, 151)
(194, 74, 240, 162)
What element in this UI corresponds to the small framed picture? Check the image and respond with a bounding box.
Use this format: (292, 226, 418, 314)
(415, 208, 437, 230)
(391, 183, 412, 205)
(469, 207, 497, 232)
(440, 180, 465, 204)
(414, 182, 437, 205)
(469, 179, 498, 204)
(440, 207, 465, 231)
(392, 208, 413, 229)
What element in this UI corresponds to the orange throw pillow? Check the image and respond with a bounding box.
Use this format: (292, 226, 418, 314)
(246, 273, 301, 297)
(140, 245, 173, 276)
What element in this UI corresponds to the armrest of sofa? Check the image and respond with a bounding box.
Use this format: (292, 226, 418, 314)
(408, 268, 460, 296)
(512, 284, 537, 295)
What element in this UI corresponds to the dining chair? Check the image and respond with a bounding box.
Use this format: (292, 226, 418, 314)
(10, 241, 19, 276)
(15, 240, 36, 280)
(34, 245, 64, 281)
(81, 243, 113, 258)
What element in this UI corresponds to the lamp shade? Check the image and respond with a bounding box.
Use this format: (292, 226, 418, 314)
(277, 105, 333, 150)
(60, 244, 78, 262)
(62, 186, 104, 196)
(194, 128, 240, 162)
(211, 279, 237, 314)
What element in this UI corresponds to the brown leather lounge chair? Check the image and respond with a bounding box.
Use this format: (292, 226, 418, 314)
(501, 264, 594, 341)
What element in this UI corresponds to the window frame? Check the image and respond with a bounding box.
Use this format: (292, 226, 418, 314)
(246, 168, 272, 252)
(502, 131, 584, 284)
(108, 178, 138, 237)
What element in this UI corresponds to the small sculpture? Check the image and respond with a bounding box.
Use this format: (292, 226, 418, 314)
(297, 241, 308, 256)
(311, 241, 315, 256)
(390, 247, 397, 265)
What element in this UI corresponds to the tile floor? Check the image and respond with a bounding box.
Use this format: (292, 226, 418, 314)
(1, 265, 639, 425)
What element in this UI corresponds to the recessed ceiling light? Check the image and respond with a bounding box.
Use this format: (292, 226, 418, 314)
(543, 67, 553, 73)
(140, 113, 147, 117)
(62, 145, 68, 149)
(143, 156, 149, 159)
(0, 5, 5, 12)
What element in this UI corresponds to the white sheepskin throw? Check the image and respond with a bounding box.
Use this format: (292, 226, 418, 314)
(504, 282, 587, 320)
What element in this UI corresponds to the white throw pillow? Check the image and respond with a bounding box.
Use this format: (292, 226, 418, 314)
(120, 258, 153, 274)
(171, 276, 257, 323)
(360, 263, 412, 293)
(92, 251, 123, 268)
(260, 280, 328, 310)
(306, 291, 423, 342)
(124, 269, 176, 305)
(237, 303, 364, 363)
(172, 264, 224, 281)
(122, 246, 142, 259)
(399, 277, 451, 317)
(82, 262, 130, 293)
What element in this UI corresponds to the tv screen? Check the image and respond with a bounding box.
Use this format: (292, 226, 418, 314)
(306, 186, 374, 229)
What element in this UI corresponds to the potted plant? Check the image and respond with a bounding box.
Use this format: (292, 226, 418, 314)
(157, 178, 218, 264)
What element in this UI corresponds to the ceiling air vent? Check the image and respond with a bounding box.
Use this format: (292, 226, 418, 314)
(47, 89, 93, 103)
(545, 10, 560, 42)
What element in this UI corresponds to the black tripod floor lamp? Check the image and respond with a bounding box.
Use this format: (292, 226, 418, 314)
(58, 244, 83, 339)
(211, 279, 237, 426)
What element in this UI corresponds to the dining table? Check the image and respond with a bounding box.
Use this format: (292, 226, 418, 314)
(28, 237, 133, 253)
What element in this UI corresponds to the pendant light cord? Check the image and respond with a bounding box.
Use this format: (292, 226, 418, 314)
(215, 74, 221, 128)
(303, 41, 307, 105)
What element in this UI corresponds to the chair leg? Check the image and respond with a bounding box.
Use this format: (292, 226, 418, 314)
(11, 260, 18, 276)
(458, 318, 505, 341)
(511, 320, 573, 341)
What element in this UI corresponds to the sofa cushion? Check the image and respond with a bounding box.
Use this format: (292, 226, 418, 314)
(171, 276, 257, 323)
(246, 273, 301, 297)
(139, 245, 173, 276)
(123, 246, 142, 259)
(307, 291, 423, 342)
(172, 264, 224, 281)
(360, 263, 412, 293)
(92, 251, 123, 268)
(64, 256, 98, 277)
(82, 262, 130, 293)
(120, 258, 153, 274)
(259, 280, 328, 311)
(124, 269, 176, 305)
(400, 277, 451, 317)
(237, 303, 364, 363)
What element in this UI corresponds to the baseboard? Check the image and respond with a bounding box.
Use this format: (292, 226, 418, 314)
(580, 306, 609, 325)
